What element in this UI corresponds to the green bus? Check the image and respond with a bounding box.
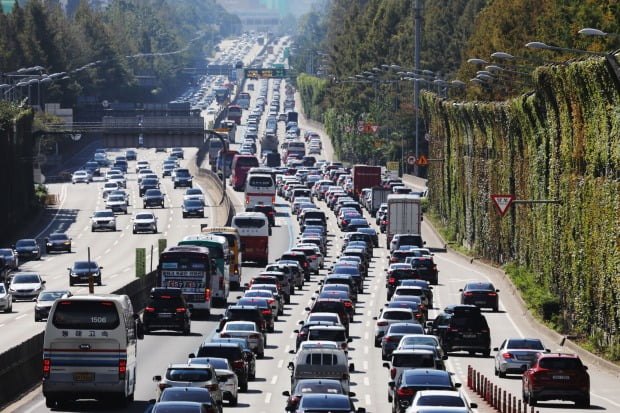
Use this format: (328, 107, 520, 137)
(178, 234, 230, 307)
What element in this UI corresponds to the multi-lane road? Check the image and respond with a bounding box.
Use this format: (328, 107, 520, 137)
(5, 44, 620, 413)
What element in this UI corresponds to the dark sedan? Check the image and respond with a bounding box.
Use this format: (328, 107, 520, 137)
(68, 260, 102, 286)
(139, 178, 160, 197)
(460, 281, 500, 312)
(44, 233, 71, 254)
(282, 379, 351, 411)
(182, 199, 204, 218)
(389, 369, 460, 413)
(294, 394, 365, 413)
(143, 189, 165, 208)
(14, 239, 41, 261)
(34, 289, 72, 322)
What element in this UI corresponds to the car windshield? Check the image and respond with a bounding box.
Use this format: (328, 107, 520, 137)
(389, 325, 424, 334)
(146, 190, 162, 197)
(417, 395, 465, 407)
(39, 291, 66, 301)
(74, 261, 99, 270)
(186, 189, 202, 195)
(226, 323, 256, 331)
(175, 169, 190, 177)
(135, 213, 155, 220)
(300, 396, 350, 409)
(13, 274, 40, 283)
(94, 211, 113, 217)
(0, 285, 5, 293)
(104, 183, 117, 189)
(0, 249, 12, 256)
(108, 196, 125, 202)
(404, 373, 451, 385)
(166, 368, 213, 382)
(185, 200, 202, 207)
(16, 239, 37, 247)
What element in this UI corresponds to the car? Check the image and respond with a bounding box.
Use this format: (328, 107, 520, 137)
(83, 161, 100, 177)
(173, 168, 193, 188)
(219, 305, 268, 335)
(71, 170, 91, 184)
(390, 369, 461, 413)
(182, 199, 205, 218)
(143, 189, 166, 208)
(171, 147, 184, 159)
(426, 305, 491, 356)
(494, 338, 550, 377)
(140, 178, 160, 197)
(44, 233, 71, 254)
(90, 209, 117, 231)
(125, 149, 137, 160)
(153, 363, 223, 406)
(396, 334, 445, 360)
(282, 379, 351, 411)
(187, 357, 238, 406)
(247, 204, 275, 227)
(13, 238, 41, 261)
(0, 284, 13, 312)
(189, 342, 249, 392)
(136, 160, 150, 172)
(138, 168, 156, 183)
(68, 260, 102, 286)
(184, 188, 206, 204)
(210, 337, 256, 381)
(380, 322, 426, 360)
(108, 174, 127, 189)
(106, 194, 129, 214)
(235, 297, 275, 332)
(373, 308, 417, 347)
(143, 287, 191, 335)
(0, 248, 18, 270)
(162, 163, 175, 177)
(522, 353, 590, 407)
(407, 390, 477, 413)
(293, 393, 365, 413)
(218, 321, 265, 358)
(9, 272, 45, 301)
(34, 289, 72, 321)
(459, 281, 500, 311)
(133, 212, 158, 234)
(101, 182, 119, 198)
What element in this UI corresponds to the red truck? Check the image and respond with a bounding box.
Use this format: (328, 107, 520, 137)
(352, 165, 382, 200)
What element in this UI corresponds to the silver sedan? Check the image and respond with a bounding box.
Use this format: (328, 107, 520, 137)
(494, 337, 550, 377)
(218, 321, 265, 359)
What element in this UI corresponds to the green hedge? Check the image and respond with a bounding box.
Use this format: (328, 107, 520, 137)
(422, 58, 620, 352)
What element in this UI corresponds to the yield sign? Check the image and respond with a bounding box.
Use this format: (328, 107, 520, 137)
(417, 154, 429, 166)
(491, 194, 515, 217)
(370, 124, 380, 134)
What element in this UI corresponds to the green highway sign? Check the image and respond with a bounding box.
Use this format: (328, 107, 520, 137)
(244, 68, 287, 79)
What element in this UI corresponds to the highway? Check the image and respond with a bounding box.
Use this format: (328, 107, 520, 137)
(5, 40, 620, 413)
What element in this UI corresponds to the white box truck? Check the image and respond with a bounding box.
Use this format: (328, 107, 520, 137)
(386, 194, 422, 248)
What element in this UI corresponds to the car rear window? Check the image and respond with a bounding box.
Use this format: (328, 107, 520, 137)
(450, 316, 488, 329)
(312, 301, 345, 313)
(383, 311, 413, 320)
(196, 346, 242, 359)
(305, 353, 338, 366)
(308, 329, 346, 342)
(392, 354, 436, 367)
(404, 372, 451, 385)
(166, 367, 213, 381)
(52, 300, 120, 330)
(539, 358, 583, 370)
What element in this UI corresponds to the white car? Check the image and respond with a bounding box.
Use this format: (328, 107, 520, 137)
(90, 209, 117, 231)
(108, 175, 126, 189)
(188, 357, 239, 406)
(105, 194, 128, 214)
(219, 321, 265, 358)
(153, 363, 223, 405)
(0, 284, 13, 312)
(132, 212, 158, 234)
(71, 170, 91, 184)
(136, 160, 150, 172)
(183, 188, 205, 205)
(9, 272, 46, 301)
(102, 182, 119, 198)
(406, 390, 477, 413)
(373, 308, 417, 347)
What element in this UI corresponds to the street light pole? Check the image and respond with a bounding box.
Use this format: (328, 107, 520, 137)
(413, 0, 421, 176)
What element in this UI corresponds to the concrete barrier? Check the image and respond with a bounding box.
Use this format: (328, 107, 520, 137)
(0, 271, 158, 409)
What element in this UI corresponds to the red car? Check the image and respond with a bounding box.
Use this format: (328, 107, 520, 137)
(522, 353, 590, 407)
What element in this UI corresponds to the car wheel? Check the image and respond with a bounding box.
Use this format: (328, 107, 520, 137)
(257, 350, 264, 359)
(576, 395, 590, 408)
(229, 393, 238, 406)
(482, 350, 491, 357)
(374, 337, 381, 348)
(183, 324, 191, 335)
(153, 227, 158, 234)
(97, 278, 102, 286)
(241, 379, 248, 392)
(45, 398, 57, 408)
(143, 203, 147, 208)
(69, 279, 74, 286)
(132, 230, 137, 234)
(493, 306, 499, 312)
(527, 390, 537, 407)
(5, 304, 12, 313)
(34, 315, 40, 321)
(183, 213, 187, 218)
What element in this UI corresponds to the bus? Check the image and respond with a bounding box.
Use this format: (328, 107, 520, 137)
(178, 234, 230, 307)
(236, 92, 251, 110)
(231, 212, 270, 266)
(231, 154, 259, 191)
(208, 138, 225, 171)
(202, 225, 243, 290)
(215, 87, 230, 104)
(42, 294, 143, 408)
(158, 246, 215, 315)
(217, 149, 239, 178)
(227, 104, 243, 125)
(244, 173, 276, 208)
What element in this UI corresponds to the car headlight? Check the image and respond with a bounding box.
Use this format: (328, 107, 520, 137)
(46, 243, 52, 246)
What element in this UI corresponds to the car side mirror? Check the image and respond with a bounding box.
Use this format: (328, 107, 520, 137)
(469, 403, 477, 409)
(287, 362, 294, 370)
(493, 347, 499, 351)
(442, 355, 448, 360)
(188, 353, 195, 358)
(293, 329, 299, 333)
(347, 337, 353, 343)
(382, 362, 390, 369)
(42, 280, 46, 284)
(455, 382, 462, 388)
(583, 365, 588, 370)
(153, 375, 162, 382)
(357, 408, 366, 413)
(349, 363, 354, 372)
(496, 289, 500, 292)
(372, 316, 377, 320)
(282, 390, 290, 397)
(304, 307, 310, 311)
(388, 381, 395, 388)
(459, 289, 463, 292)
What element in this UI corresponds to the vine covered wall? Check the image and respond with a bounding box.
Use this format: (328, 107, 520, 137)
(422, 57, 620, 347)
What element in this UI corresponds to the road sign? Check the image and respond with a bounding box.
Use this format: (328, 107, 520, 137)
(417, 154, 429, 166)
(491, 194, 515, 217)
(357, 124, 365, 132)
(407, 155, 417, 166)
(344, 125, 352, 133)
(244, 68, 287, 79)
(370, 124, 380, 134)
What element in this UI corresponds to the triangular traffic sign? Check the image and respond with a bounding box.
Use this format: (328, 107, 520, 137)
(490, 194, 515, 217)
(417, 154, 429, 166)
(370, 124, 380, 134)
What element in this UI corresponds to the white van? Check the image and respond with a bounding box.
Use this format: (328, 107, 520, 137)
(287, 347, 354, 393)
(42, 294, 144, 408)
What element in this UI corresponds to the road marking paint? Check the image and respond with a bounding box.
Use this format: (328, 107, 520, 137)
(104, 248, 111, 254)
(53, 275, 62, 280)
(363, 376, 370, 386)
(277, 359, 283, 369)
(110, 274, 119, 278)
(123, 267, 130, 272)
(270, 375, 278, 384)
(264, 392, 272, 404)
(364, 394, 371, 406)
(113, 240, 118, 246)
(363, 346, 368, 354)
(364, 332, 369, 340)
(16, 314, 28, 320)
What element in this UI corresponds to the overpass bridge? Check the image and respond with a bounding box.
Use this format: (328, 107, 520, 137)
(102, 116, 206, 148)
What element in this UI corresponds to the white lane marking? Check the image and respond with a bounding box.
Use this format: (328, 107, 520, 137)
(363, 376, 370, 386)
(104, 248, 111, 254)
(364, 394, 371, 406)
(16, 314, 28, 320)
(277, 359, 283, 369)
(270, 375, 278, 384)
(110, 274, 119, 279)
(363, 346, 368, 354)
(53, 275, 62, 280)
(113, 240, 119, 246)
(363, 360, 368, 371)
(123, 267, 130, 272)
(34, 184, 68, 239)
(22, 398, 44, 413)
(120, 232, 125, 238)
(264, 392, 272, 404)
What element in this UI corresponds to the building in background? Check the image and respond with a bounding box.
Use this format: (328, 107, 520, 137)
(217, 0, 316, 32)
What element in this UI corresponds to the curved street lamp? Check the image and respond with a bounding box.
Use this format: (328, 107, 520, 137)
(525, 41, 606, 56)
(578, 28, 620, 39)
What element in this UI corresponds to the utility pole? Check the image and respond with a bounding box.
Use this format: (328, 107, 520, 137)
(414, 0, 421, 176)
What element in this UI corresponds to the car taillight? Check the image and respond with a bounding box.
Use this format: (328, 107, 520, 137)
(310, 255, 317, 260)
(119, 359, 126, 380)
(206, 384, 219, 391)
(488, 292, 497, 296)
(447, 326, 459, 332)
(233, 265, 239, 275)
(377, 321, 388, 326)
(261, 309, 272, 315)
(158, 383, 171, 390)
(268, 299, 275, 305)
(390, 367, 396, 379)
(342, 373, 349, 380)
(232, 360, 245, 369)
(382, 221, 388, 225)
(397, 388, 415, 396)
(502, 352, 513, 359)
(43, 358, 51, 378)
(389, 277, 396, 283)
(432, 266, 437, 271)
(269, 211, 275, 215)
(176, 307, 186, 313)
(245, 197, 249, 204)
(272, 196, 276, 203)
(463, 292, 473, 296)
(220, 333, 231, 338)
(341, 342, 348, 349)
(386, 335, 400, 342)
(206, 407, 218, 413)
(390, 257, 397, 262)
(145, 306, 155, 312)
(344, 301, 352, 307)
(303, 262, 308, 267)
(249, 334, 261, 339)
(205, 289, 211, 301)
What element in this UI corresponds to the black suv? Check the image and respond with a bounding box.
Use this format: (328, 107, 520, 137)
(190, 343, 249, 392)
(219, 305, 268, 334)
(139, 178, 159, 197)
(143, 189, 165, 208)
(305, 298, 350, 333)
(427, 305, 491, 356)
(409, 257, 438, 285)
(142, 288, 191, 335)
(247, 204, 276, 227)
(386, 268, 417, 300)
(280, 251, 311, 280)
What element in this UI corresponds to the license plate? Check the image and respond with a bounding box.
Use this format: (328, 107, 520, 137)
(553, 375, 570, 380)
(74, 372, 94, 382)
(462, 334, 476, 338)
(475, 301, 486, 305)
(158, 313, 173, 318)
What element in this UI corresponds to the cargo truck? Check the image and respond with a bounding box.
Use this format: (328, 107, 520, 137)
(368, 186, 392, 216)
(352, 165, 382, 200)
(385, 194, 423, 248)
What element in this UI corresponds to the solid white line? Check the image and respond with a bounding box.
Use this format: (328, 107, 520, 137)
(270, 375, 278, 384)
(110, 274, 119, 278)
(16, 314, 28, 320)
(264, 392, 272, 404)
(22, 398, 44, 413)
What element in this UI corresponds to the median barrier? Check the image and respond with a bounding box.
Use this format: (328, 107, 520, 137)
(0, 270, 158, 410)
(467, 365, 540, 413)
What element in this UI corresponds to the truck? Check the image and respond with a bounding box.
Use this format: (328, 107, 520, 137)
(385, 194, 423, 248)
(219, 120, 237, 143)
(352, 165, 382, 200)
(367, 186, 392, 216)
(287, 111, 298, 123)
(260, 133, 279, 154)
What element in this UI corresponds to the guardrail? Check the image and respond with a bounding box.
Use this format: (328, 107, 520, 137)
(468, 365, 539, 413)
